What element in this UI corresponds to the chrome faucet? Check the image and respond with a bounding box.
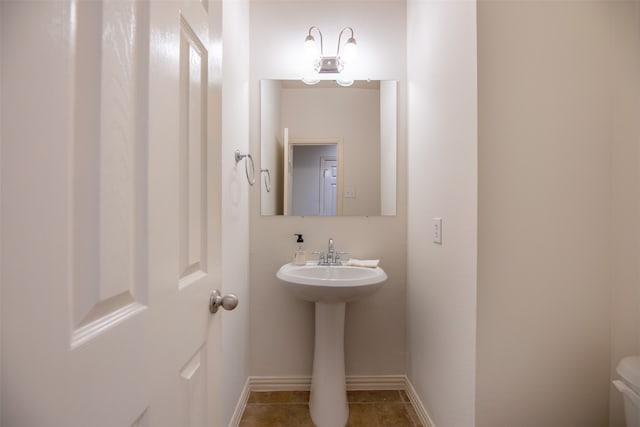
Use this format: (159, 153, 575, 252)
(327, 238, 335, 262)
(313, 238, 347, 265)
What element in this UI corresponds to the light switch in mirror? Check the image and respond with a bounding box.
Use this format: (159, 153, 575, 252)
(260, 80, 397, 217)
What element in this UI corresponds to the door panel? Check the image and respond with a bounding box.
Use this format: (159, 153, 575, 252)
(0, 1, 222, 426)
(320, 158, 337, 216)
(179, 13, 208, 284)
(178, 346, 208, 427)
(71, 0, 149, 350)
(148, 1, 222, 426)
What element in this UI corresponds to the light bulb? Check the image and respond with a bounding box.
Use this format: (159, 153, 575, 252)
(302, 76, 320, 85)
(341, 37, 357, 64)
(304, 35, 319, 63)
(336, 78, 353, 87)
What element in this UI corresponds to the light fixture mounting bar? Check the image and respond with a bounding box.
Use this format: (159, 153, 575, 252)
(318, 57, 340, 73)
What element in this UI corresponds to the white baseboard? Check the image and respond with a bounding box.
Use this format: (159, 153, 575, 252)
(248, 375, 311, 391)
(404, 377, 436, 427)
(229, 375, 435, 427)
(227, 377, 251, 427)
(247, 374, 408, 392)
(347, 375, 408, 390)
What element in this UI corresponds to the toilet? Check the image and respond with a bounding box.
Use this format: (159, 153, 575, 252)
(614, 356, 640, 427)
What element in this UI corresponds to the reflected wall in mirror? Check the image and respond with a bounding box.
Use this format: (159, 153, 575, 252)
(260, 80, 397, 216)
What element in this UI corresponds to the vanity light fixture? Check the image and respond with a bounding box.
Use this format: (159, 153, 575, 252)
(303, 26, 358, 86)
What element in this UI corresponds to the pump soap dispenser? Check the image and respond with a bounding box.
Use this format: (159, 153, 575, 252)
(294, 234, 306, 265)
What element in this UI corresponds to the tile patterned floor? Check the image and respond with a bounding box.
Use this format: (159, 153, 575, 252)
(239, 390, 423, 427)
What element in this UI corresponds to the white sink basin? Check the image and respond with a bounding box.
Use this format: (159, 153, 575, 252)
(276, 262, 387, 303)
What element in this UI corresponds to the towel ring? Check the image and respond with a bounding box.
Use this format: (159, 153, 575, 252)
(261, 169, 271, 193)
(235, 150, 255, 186)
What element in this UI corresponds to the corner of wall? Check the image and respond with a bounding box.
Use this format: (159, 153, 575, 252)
(609, 2, 640, 425)
(406, 0, 478, 426)
(221, 0, 251, 424)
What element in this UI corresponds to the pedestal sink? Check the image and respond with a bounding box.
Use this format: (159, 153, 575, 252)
(276, 262, 387, 427)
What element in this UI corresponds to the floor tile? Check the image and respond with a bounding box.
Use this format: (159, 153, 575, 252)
(239, 389, 422, 427)
(346, 403, 380, 427)
(239, 403, 314, 427)
(376, 402, 417, 426)
(247, 390, 310, 404)
(404, 402, 423, 426)
(347, 390, 403, 403)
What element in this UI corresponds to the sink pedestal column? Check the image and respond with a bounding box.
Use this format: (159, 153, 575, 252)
(309, 301, 348, 427)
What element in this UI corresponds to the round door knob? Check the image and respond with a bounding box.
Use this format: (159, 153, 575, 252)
(209, 290, 239, 313)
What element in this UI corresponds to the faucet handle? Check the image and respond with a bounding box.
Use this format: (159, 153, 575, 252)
(334, 251, 349, 265)
(312, 251, 326, 265)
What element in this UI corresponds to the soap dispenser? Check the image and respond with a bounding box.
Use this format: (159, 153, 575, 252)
(293, 234, 306, 265)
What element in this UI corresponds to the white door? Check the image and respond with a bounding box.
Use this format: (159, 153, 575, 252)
(319, 158, 337, 216)
(1, 1, 223, 426)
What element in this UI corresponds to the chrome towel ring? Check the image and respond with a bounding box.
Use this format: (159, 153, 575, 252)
(261, 169, 271, 192)
(235, 150, 255, 186)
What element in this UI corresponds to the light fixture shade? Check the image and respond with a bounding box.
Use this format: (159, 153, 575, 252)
(336, 78, 354, 87)
(304, 35, 320, 63)
(302, 75, 320, 85)
(341, 37, 357, 64)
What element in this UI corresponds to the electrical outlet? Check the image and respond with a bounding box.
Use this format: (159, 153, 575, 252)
(432, 218, 442, 244)
(344, 187, 356, 198)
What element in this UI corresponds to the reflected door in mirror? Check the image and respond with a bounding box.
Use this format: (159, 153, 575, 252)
(285, 136, 343, 216)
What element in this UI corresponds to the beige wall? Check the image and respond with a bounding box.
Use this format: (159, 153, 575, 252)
(406, 0, 478, 426)
(249, 0, 407, 377)
(476, 1, 614, 425)
(610, 3, 640, 426)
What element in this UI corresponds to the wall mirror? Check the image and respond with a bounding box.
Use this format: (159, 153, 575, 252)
(260, 79, 397, 216)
